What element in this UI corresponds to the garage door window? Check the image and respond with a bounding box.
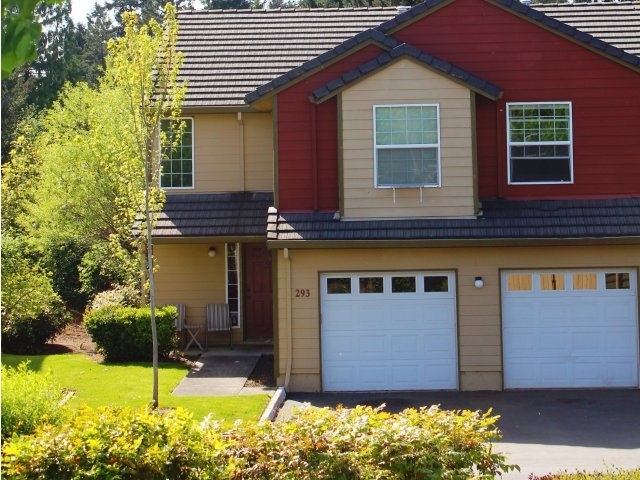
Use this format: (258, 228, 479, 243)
(327, 278, 351, 294)
(540, 273, 565, 291)
(359, 277, 384, 294)
(424, 275, 449, 292)
(606, 272, 630, 289)
(392, 276, 416, 293)
(506, 273, 532, 291)
(573, 273, 597, 290)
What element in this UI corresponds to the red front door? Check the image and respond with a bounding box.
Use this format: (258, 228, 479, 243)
(244, 243, 273, 340)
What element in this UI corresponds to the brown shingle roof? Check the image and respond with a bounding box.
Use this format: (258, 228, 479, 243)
(266, 198, 640, 245)
(533, 1, 640, 56)
(177, 2, 640, 108)
(153, 192, 273, 238)
(176, 8, 399, 109)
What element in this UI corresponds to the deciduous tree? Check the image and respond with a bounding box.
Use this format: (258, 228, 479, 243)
(103, 3, 185, 408)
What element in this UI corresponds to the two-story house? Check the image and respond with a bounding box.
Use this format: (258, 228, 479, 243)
(153, 0, 640, 392)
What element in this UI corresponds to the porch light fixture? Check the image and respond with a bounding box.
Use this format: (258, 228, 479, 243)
(208, 247, 216, 257)
(474, 277, 484, 289)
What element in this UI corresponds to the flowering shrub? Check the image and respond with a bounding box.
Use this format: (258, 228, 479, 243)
(2, 403, 518, 479)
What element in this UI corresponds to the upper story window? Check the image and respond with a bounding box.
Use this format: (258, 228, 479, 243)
(507, 102, 572, 184)
(160, 118, 193, 189)
(374, 104, 440, 188)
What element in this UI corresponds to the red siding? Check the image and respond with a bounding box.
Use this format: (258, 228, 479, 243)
(394, 0, 640, 199)
(277, 45, 384, 211)
(276, 0, 640, 210)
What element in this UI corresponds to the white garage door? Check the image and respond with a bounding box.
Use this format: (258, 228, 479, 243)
(502, 269, 639, 388)
(321, 271, 458, 391)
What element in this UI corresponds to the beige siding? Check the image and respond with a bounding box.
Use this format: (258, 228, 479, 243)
(164, 113, 273, 194)
(274, 245, 640, 392)
(155, 243, 243, 344)
(340, 58, 477, 219)
(244, 113, 274, 191)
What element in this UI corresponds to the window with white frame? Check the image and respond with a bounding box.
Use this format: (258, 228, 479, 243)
(507, 102, 572, 184)
(374, 104, 440, 188)
(226, 243, 240, 327)
(160, 118, 193, 188)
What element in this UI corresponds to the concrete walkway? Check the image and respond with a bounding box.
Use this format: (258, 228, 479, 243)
(172, 346, 276, 397)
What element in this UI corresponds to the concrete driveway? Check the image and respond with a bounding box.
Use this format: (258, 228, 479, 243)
(277, 390, 640, 479)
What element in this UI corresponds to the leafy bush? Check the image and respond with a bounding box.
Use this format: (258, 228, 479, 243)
(1, 362, 68, 439)
(84, 305, 177, 362)
(39, 238, 90, 312)
(530, 469, 640, 480)
(88, 285, 140, 311)
(79, 241, 139, 303)
(1, 235, 71, 353)
(1, 404, 518, 479)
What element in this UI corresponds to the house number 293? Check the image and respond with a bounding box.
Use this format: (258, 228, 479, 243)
(295, 288, 311, 298)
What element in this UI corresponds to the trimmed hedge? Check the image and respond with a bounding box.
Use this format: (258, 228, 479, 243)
(84, 305, 177, 362)
(1, 404, 518, 479)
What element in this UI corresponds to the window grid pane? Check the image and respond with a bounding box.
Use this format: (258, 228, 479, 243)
(375, 105, 439, 187)
(160, 118, 193, 188)
(507, 103, 572, 184)
(226, 243, 240, 327)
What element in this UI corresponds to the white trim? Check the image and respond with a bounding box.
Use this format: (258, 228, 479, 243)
(506, 101, 574, 185)
(373, 104, 442, 189)
(225, 242, 242, 329)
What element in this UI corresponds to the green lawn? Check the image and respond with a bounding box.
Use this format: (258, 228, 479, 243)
(1, 353, 269, 423)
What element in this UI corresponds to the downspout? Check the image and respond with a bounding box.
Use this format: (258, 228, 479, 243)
(283, 247, 293, 388)
(496, 100, 505, 199)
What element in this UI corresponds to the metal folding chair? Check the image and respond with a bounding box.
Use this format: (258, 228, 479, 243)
(205, 303, 232, 348)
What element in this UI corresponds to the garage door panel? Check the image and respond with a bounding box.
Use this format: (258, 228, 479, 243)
(322, 271, 458, 391)
(502, 269, 638, 389)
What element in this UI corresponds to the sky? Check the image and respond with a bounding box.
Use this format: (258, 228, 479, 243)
(70, 0, 102, 25)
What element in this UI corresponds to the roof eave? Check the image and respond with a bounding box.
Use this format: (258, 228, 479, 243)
(245, 30, 401, 106)
(266, 236, 640, 249)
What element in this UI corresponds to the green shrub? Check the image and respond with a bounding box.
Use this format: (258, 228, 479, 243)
(39, 238, 90, 313)
(1, 362, 68, 439)
(84, 305, 177, 362)
(1, 406, 215, 480)
(1, 404, 518, 479)
(79, 241, 139, 303)
(1, 235, 71, 353)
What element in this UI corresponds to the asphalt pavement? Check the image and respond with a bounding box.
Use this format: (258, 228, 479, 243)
(277, 389, 640, 479)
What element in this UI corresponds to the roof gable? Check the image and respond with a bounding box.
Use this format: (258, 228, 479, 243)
(176, 2, 640, 109)
(310, 42, 503, 104)
(377, 0, 640, 69)
(245, 28, 400, 105)
(246, 0, 639, 106)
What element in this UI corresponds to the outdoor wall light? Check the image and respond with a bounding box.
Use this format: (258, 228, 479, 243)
(474, 277, 484, 289)
(208, 247, 217, 257)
